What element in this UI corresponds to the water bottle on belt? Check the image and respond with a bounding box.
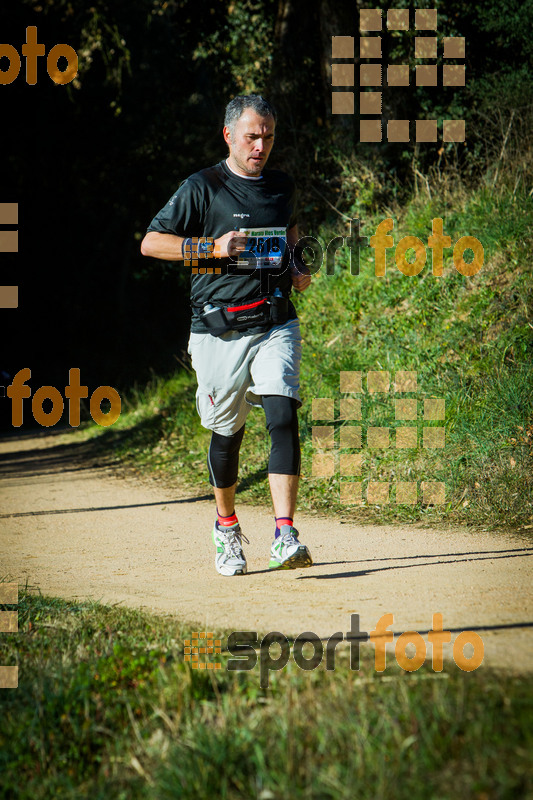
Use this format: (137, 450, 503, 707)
(269, 287, 288, 324)
(201, 303, 229, 335)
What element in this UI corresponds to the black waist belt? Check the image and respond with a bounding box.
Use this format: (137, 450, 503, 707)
(199, 294, 289, 336)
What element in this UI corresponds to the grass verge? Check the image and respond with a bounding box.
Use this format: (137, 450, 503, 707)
(1, 585, 532, 799)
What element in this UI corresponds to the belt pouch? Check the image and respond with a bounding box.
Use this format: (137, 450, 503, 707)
(201, 305, 230, 336)
(225, 299, 270, 330)
(269, 294, 289, 324)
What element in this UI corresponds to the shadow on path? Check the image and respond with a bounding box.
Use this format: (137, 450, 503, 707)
(297, 548, 533, 579)
(0, 428, 213, 511)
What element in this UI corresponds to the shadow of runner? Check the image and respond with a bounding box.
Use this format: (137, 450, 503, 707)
(297, 548, 533, 578)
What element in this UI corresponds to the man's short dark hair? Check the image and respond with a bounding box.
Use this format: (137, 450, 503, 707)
(224, 95, 277, 135)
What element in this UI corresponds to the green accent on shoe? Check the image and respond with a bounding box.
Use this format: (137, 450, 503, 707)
(269, 558, 289, 570)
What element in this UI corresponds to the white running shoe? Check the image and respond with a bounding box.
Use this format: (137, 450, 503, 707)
(212, 522, 249, 576)
(268, 525, 313, 570)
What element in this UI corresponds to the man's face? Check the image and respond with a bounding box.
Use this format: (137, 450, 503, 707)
(223, 108, 275, 177)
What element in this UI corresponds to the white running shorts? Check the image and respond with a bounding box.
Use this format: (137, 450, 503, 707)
(187, 318, 302, 436)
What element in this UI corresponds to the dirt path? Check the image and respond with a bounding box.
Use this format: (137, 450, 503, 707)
(1, 429, 532, 673)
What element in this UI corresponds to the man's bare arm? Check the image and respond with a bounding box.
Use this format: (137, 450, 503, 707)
(287, 224, 299, 251)
(287, 225, 311, 292)
(140, 231, 186, 260)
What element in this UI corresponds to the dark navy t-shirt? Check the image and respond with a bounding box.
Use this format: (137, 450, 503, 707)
(147, 160, 298, 333)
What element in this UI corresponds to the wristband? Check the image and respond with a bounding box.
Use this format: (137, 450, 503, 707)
(181, 237, 214, 258)
(182, 237, 193, 258)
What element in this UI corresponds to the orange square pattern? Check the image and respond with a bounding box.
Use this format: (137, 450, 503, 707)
(331, 13, 465, 140)
(310, 371, 449, 507)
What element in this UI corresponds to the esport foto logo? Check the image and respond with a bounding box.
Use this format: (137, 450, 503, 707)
(186, 613, 484, 688)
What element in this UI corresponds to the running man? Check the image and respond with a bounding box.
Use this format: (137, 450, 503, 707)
(141, 95, 312, 576)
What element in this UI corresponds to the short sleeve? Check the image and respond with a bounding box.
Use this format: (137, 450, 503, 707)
(146, 177, 207, 237)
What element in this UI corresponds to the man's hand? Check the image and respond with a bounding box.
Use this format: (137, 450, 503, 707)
(290, 265, 312, 292)
(214, 230, 248, 259)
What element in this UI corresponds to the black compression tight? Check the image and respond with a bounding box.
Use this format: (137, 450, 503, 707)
(207, 395, 300, 488)
(208, 424, 246, 488)
(262, 394, 301, 476)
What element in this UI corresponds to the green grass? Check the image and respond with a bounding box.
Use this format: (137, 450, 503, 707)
(80, 182, 533, 530)
(1, 586, 532, 799)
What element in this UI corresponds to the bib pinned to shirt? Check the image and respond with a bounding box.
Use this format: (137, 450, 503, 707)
(235, 227, 287, 270)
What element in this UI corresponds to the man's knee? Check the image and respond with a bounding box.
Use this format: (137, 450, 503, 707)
(208, 426, 245, 487)
(262, 395, 300, 475)
(262, 395, 298, 432)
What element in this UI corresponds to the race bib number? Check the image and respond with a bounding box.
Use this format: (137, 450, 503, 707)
(236, 227, 287, 269)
